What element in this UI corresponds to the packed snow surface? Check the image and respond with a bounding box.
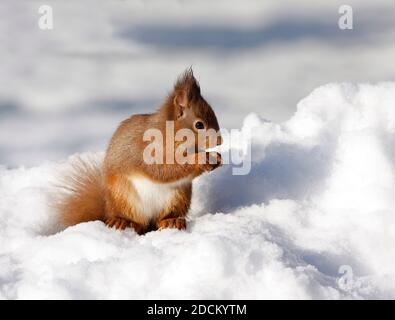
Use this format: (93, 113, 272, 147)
(1, 83, 395, 299)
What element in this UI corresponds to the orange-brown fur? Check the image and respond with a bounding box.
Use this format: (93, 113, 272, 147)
(57, 157, 105, 226)
(57, 68, 221, 234)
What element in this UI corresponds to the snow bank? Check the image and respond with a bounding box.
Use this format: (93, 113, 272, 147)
(1, 83, 395, 299)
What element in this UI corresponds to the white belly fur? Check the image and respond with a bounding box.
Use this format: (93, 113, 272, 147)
(128, 175, 191, 220)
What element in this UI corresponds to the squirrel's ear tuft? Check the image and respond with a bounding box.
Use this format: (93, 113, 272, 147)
(174, 67, 201, 103)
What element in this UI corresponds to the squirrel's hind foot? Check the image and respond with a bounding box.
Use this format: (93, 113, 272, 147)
(105, 217, 129, 230)
(105, 217, 147, 235)
(157, 217, 186, 231)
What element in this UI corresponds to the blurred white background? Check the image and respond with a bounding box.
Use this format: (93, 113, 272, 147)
(1, 0, 395, 167)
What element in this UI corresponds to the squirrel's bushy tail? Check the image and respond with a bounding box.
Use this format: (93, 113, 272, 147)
(56, 155, 106, 227)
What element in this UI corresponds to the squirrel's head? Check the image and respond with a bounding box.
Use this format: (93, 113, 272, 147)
(170, 68, 222, 151)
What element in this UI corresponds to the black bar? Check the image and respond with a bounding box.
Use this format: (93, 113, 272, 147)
(0, 300, 392, 319)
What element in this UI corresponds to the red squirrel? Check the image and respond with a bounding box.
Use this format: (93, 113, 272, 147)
(57, 69, 222, 234)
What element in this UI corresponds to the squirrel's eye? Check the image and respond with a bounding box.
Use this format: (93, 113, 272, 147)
(195, 121, 205, 130)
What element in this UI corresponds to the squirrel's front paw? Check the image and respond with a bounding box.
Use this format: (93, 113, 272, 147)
(203, 152, 222, 171)
(157, 217, 186, 231)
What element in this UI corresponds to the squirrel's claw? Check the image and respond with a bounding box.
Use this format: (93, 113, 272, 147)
(204, 152, 222, 171)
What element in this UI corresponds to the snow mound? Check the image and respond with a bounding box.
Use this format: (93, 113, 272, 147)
(1, 83, 395, 299)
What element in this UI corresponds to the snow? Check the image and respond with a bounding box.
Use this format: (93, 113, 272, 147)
(1, 83, 395, 299)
